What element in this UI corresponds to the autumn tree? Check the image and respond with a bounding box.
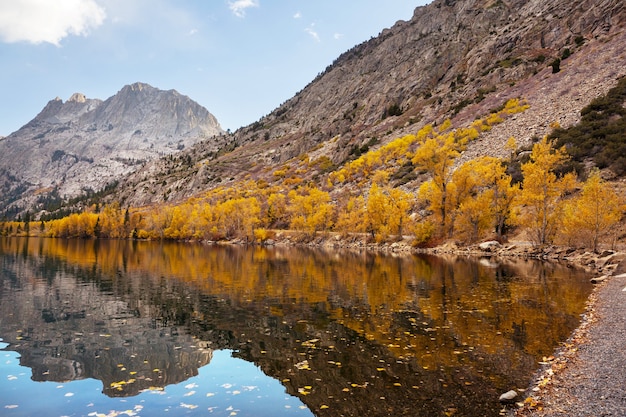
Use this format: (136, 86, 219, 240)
(517, 137, 576, 246)
(413, 129, 467, 236)
(215, 197, 261, 241)
(474, 156, 519, 239)
(335, 195, 367, 235)
(365, 182, 414, 242)
(265, 192, 288, 228)
(287, 186, 333, 236)
(562, 169, 623, 251)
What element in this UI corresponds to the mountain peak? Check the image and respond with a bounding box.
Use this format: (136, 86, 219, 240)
(0, 82, 225, 217)
(124, 82, 154, 93)
(68, 93, 87, 103)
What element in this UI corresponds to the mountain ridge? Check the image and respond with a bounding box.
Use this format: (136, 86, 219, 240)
(110, 0, 626, 208)
(0, 82, 225, 218)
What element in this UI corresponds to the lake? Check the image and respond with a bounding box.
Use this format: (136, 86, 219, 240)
(0, 237, 592, 416)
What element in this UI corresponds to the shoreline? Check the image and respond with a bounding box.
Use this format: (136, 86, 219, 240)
(263, 233, 626, 415)
(512, 268, 626, 416)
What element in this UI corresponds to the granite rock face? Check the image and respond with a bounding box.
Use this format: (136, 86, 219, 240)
(112, 0, 626, 208)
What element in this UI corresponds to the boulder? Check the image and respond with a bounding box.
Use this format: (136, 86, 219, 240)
(479, 241, 501, 252)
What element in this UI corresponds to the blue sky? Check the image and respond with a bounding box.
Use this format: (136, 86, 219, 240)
(0, 0, 429, 136)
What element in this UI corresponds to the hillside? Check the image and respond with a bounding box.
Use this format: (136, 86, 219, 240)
(0, 82, 224, 218)
(110, 0, 626, 208)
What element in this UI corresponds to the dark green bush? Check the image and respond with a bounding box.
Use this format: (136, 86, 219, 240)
(549, 76, 626, 176)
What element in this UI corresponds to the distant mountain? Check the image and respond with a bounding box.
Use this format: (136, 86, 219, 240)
(0, 82, 224, 217)
(109, 0, 626, 208)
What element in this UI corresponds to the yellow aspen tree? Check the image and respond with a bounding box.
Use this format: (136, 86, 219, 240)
(216, 197, 261, 240)
(366, 183, 413, 241)
(563, 170, 622, 251)
(412, 131, 464, 236)
(265, 192, 288, 228)
(366, 182, 389, 241)
(518, 137, 577, 246)
(505, 136, 517, 159)
(335, 195, 366, 234)
(474, 156, 519, 239)
(387, 187, 414, 238)
(447, 160, 483, 234)
(455, 192, 493, 243)
(100, 203, 126, 238)
(287, 186, 333, 236)
(164, 206, 190, 239)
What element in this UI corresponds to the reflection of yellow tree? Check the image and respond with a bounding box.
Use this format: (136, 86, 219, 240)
(6, 237, 591, 374)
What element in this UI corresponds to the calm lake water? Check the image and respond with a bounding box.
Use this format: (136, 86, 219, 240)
(0, 237, 592, 416)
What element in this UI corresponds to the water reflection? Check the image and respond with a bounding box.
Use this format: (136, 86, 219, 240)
(0, 237, 592, 416)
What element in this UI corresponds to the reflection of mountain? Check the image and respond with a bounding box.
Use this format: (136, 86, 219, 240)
(0, 238, 592, 416)
(0, 254, 213, 397)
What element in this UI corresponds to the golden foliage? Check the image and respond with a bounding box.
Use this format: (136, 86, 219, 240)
(517, 137, 577, 246)
(561, 170, 623, 251)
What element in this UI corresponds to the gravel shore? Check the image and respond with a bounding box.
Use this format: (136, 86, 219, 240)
(515, 269, 626, 416)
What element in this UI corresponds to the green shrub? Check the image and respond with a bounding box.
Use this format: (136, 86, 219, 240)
(550, 76, 626, 176)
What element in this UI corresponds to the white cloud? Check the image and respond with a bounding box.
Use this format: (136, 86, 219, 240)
(0, 0, 106, 46)
(334, 33, 344, 40)
(228, 0, 259, 18)
(305, 24, 320, 42)
(293, 11, 301, 19)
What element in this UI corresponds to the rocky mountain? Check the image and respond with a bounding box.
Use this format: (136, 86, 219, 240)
(3, 0, 626, 217)
(109, 0, 626, 208)
(0, 82, 224, 217)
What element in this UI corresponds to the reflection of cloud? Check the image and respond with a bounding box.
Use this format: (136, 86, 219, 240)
(305, 24, 320, 42)
(228, 0, 259, 18)
(0, 0, 106, 46)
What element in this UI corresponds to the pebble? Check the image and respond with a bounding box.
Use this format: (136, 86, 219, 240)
(499, 390, 518, 403)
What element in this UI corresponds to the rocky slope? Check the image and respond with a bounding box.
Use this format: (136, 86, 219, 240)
(110, 0, 626, 208)
(0, 82, 224, 217)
